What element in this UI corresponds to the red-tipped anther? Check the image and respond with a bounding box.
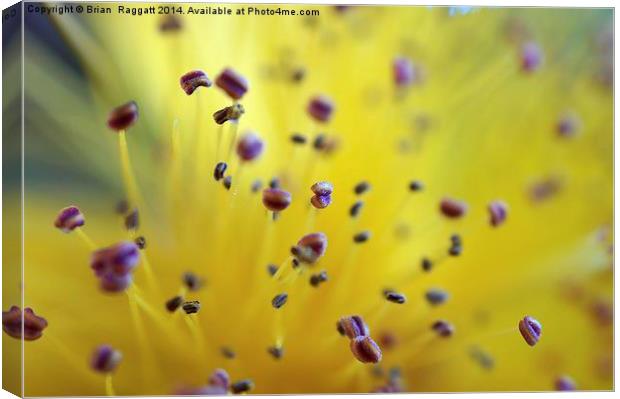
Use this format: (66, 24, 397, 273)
(518, 315, 542, 346)
(54, 205, 85, 233)
(107, 101, 138, 131)
(337, 315, 370, 339)
(307, 95, 335, 123)
(180, 70, 212, 95)
(393, 56, 415, 87)
(293, 232, 328, 264)
(215, 68, 249, 100)
(440, 197, 468, 219)
(488, 200, 508, 227)
(521, 41, 543, 72)
(236, 132, 264, 162)
(262, 188, 292, 212)
(90, 241, 140, 292)
(350, 336, 382, 363)
(2, 306, 48, 341)
(91, 344, 122, 373)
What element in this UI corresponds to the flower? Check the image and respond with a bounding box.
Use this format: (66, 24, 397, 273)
(5, 5, 612, 396)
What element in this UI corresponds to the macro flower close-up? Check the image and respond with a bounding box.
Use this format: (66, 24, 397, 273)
(1, 2, 613, 396)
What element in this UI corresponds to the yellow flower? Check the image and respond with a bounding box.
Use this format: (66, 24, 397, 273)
(3, 4, 612, 396)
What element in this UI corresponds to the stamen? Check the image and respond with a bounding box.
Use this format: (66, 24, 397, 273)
(90, 241, 140, 292)
(353, 231, 371, 243)
(408, 180, 424, 192)
(521, 41, 543, 72)
(251, 179, 263, 193)
(354, 181, 371, 195)
(267, 345, 284, 359)
(518, 315, 542, 346)
(267, 264, 279, 277)
(208, 368, 230, 389)
(182, 301, 201, 314)
(309, 270, 329, 287)
(183, 272, 204, 291)
(350, 336, 382, 363)
(425, 288, 449, 305)
(337, 315, 370, 339)
(290, 133, 307, 144)
(107, 101, 138, 131)
(215, 68, 249, 100)
(311, 194, 332, 209)
(393, 56, 415, 87)
(180, 70, 212, 95)
(469, 346, 494, 370)
(488, 200, 508, 227)
(556, 112, 580, 138)
(431, 320, 454, 337)
(213, 162, 228, 181)
(269, 177, 281, 189)
(292, 232, 328, 264)
(421, 257, 433, 272)
(124, 208, 139, 230)
(271, 293, 288, 309)
(165, 295, 184, 312)
(2, 306, 48, 340)
(307, 95, 335, 123)
(236, 132, 264, 162)
(383, 289, 407, 304)
(54, 205, 85, 232)
(221, 347, 236, 359)
(91, 345, 122, 373)
(223, 176, 233, 190)
(134, 236, 146, 249)
(213, 104, 245, 125)
(262, 188, 292, 212)
(555, 375, 576, 391)
(230, 379, 254, 394)
(350, 201, 364, 218)
(439, 197, 468, 219)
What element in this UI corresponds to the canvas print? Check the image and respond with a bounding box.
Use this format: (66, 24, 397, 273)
(1, 2, 614, 396)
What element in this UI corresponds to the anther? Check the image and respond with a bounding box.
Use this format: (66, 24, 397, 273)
(221, 346, 236, 359)
(309, 270, 328, 287)
(350, 336, 382, 363)
(182, 301, 201, 314)
(159, 14, 183, 32)
(165, 296, 184, 312)
(293, 232, 328, 264)
(313, 134, 327, 151)
(214, 162, 228, 181)
(408, 180, 424, 192)
(448, 243, 462, 257)
(378, 331, 398, 351)
(307, 95, 335, 123)
(223, 176, 232, 190)
(183, 272, 204, 291)
(291, 258, 300, 269)
(337, 315, 370, 339)
(556, 113, 580, 138)
(230, 379, 254, 394)
(353, 231, 371, 243)
(393, 56, 415, 87)
(90, 241, 140, 292)
(421, 257, 433, 272)
(311, 194, 332, 209)
(440, 197, 468, 219)
(271, 293, 288, 309)
(262, 188, 292, 212)
(311, 181, 333, 196)
(555, 375, 576, 391)
(208, 368, 230, 389)
(124, 209, 139, 230)
(236, 132, 264, 162)
(2, 306, 48, 340)
(91, 345, 122, 373)
(180, 70, 212, 96)
(425, 288, 449, 305)
(116, 200, 129, 215)
(215, 68, 249, 100)
(54, 206, 85, 233)
(267, 345, 284, 360)
(521, 41, 543, 72)
(290, 133, 307, 144)
(518, 315, 542, 346)
(213, 104, 245, 125)
(107, 101, 138, 131)
(134, 236, 146, 249)
(431, 320, 454, 337)
(354, 181, 371, 195)
(383, 290, 407, 304)
(269, 178, 281, 189)
(291, 67, 306, 83)
(251, 179, 262, 193)
(267, 264, 279, 277)
(488, 200, 508, 227)
(349, 201, 364, 218)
